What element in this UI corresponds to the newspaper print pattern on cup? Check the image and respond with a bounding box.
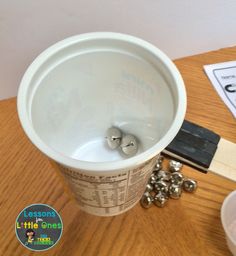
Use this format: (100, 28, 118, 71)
(57, 156, 157, 216)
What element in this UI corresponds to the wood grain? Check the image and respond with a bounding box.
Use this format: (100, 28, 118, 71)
(210, 138, 236, 181)
(1, 47, 236, 256)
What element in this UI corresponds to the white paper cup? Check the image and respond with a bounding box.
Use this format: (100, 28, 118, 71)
(17, 32, 186, 216)
(221, 190, 236, 255)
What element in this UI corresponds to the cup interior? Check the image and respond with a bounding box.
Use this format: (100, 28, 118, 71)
(19, 34, 186, 167)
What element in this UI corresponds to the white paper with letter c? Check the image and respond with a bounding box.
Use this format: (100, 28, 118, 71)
(204, 61, 236, 118)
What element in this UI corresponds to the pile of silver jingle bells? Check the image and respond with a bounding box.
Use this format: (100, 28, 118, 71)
(140, 155, 198, 208)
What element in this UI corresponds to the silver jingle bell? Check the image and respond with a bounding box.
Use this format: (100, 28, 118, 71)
(153, 162, 162, 173)
(140, 192, 153, 208)
(153, 180, 169, 194)
(170, 172, 184, 185)
(153, 192, 168, 207)
(169, 160, 183, 173)
(183, 179, 198, 193)
(145, 183, 154, 192)
(156, 170, 170, 182)
(120, 134, 138, 156)
(169, 184, 182, 199)
(106, 127, 122, 149)
(149, 173, 158, 184)
(157, 155, 164, 164)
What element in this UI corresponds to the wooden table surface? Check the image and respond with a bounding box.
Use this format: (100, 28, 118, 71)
(1, 47, 236, 256)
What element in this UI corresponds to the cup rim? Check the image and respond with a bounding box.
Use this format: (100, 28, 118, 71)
(221, 190, 236, 245)
(17, 32, 186, 172)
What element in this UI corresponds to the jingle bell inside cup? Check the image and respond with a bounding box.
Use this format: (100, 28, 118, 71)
(17, 32, 186, 216)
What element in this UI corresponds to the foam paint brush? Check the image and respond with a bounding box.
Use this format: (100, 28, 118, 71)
(163, 120, 236, 181)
